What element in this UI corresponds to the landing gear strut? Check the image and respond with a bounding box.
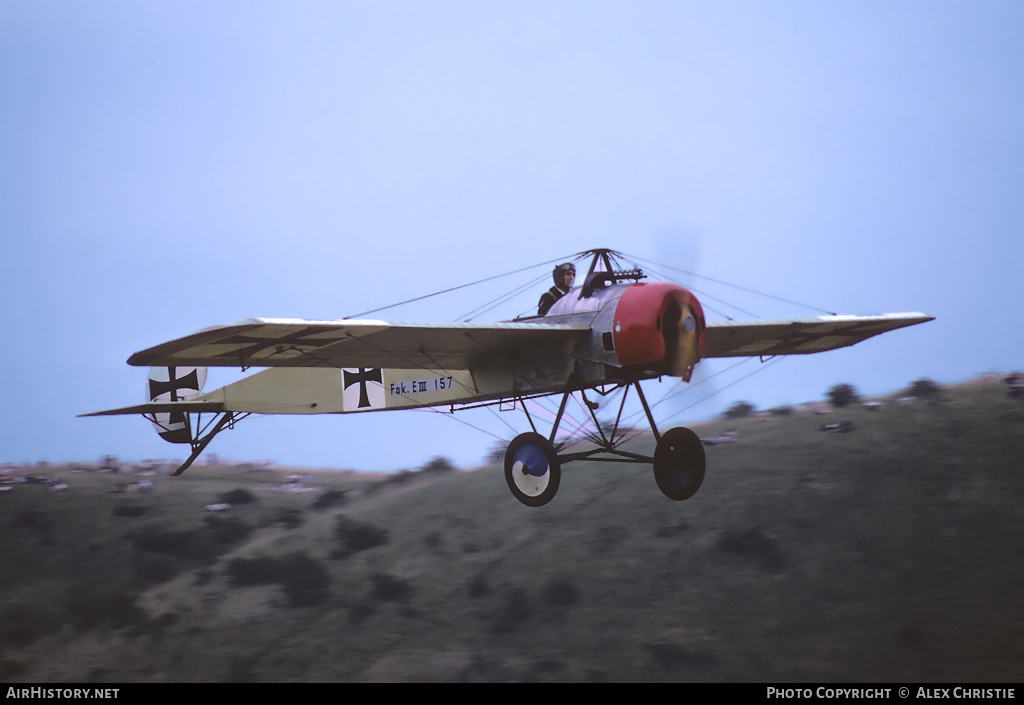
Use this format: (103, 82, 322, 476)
(503, 380, 705, 506)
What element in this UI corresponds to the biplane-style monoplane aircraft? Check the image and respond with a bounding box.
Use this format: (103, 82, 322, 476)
(83, 249, 932, 506)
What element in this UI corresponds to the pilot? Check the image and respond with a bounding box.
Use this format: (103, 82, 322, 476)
(538, 263, 576, 315)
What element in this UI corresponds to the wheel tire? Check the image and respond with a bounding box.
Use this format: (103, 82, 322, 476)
(504, 432, 561, 507)
(653, 426, 706, 500)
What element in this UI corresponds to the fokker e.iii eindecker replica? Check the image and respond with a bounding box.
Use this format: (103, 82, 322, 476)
(84, 249, 932, 507)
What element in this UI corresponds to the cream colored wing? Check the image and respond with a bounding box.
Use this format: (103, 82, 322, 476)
(702, 313, 933, 358)
(127, 318, 590, 370)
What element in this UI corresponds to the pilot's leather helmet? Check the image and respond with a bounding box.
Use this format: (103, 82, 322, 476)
(553, 263, 576, 289)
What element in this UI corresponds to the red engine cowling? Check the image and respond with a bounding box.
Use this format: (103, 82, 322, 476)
(611, 282, 706, 381)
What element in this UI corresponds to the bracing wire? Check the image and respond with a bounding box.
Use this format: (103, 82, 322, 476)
(630, 260, 761, 320)
(335, 246, 821, 455)
(410, 405, 510, 443)
(342, 253, 579, 320)
(561, 358, 752, 448)
(655, 356, 785, 427)
(622, 251, 838, 317)
(458, 270, 552, 321)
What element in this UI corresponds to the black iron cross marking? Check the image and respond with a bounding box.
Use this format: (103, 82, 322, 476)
(149, 367, 200, 427)
(343, 368, 383, 409)
(149, 368, 200, 403)
(212, 326, 342, 365)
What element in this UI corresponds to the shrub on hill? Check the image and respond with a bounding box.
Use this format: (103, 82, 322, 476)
(907, 377, 943, 403)
(217, 488, 257, 505)
(369, 573, 413, 602)
(311, 488, 350, 511)
(202, 515, 253, 547)
(130, 517, 253, 565)
(226, 552, 331, 607)
(491, 587, 533, 634)
(827, 383, 860, 408)
(543, 578, 580, 607)
(112, 504, 148, 518)
(132, 529, 196, 557)
(274, 507, 305, 529)
(66, 590, 146, 631)
(421, 456, 456, 474)
(717, 525, 787, 574)
(0, 605, 61, 647)
(724, 401, 756, 419)
(333, 516, 389, 556)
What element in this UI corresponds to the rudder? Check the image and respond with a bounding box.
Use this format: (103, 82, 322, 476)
(146, 366, 208, 443)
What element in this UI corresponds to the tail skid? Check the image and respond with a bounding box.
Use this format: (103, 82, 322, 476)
(79, 365, 251, 475)
(79, 401, 248, 475)
(166, 410, 246, 475)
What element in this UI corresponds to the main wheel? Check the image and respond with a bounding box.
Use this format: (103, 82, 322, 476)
(504, 432, 561, 507)
(653, 426, 706, 500)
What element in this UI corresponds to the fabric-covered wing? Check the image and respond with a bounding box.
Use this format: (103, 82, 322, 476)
(127, 318, 590, 370)
(703, 313, 933, 358)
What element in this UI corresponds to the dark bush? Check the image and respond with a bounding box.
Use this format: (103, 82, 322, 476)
(646, 640, 715, 668)
(348, 600, 377, 624)
(274, 508, 305, 529)
(280, 555, 331, 607)
(0, 659, 27, 680)
(202, 515, 252, 546)
(227, 552, 331, 607)
(334, 516, 389, 555)
(133, 553, 179, 584)
(654, 522, 689, 539)
(828, 383, 860, 408)
(217, 488, 257, 505)
(724, 401, 755, 419)
(113, 504, 148, 518)
(591, 525, 630, 551)
(131, 517, 250, 566)
(423, 531, 444, 551)
(67, 590, 146, 631)
(543, 578, 580, 607)
(718, 526, 787, 574)
(311, 488, 350, 511)
(0, 606, 60, 647)
(226, 556, 281, 587)
(491, 587, 532, 633)
(132, 530, 196, 556)
(421, 456, 455, 474)
(12, 509, 47, 530)
(467, 574, 489, 599)
(908, 378, 942, 402)
(369, 573, 413, 602)
(128, 612, 179, 639)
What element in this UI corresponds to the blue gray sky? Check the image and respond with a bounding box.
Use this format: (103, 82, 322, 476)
(3, 1, 1021, 471)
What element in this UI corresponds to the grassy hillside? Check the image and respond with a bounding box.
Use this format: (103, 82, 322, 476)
(2, 377, 1023, 682)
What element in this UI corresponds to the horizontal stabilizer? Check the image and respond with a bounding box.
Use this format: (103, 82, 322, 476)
(79, 400, 226, 418)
